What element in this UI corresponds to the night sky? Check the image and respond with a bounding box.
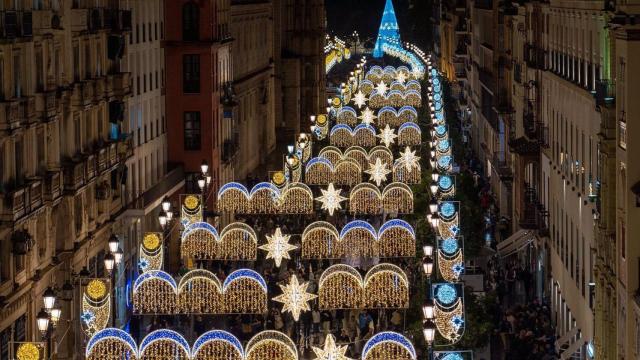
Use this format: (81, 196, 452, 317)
(325, 0, 433, 51)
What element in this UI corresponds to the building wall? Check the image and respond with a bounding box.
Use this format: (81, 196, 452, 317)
(0, 0, 132, 357)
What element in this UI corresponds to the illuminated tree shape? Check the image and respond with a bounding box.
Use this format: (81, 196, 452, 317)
(373, 0, 402, 58)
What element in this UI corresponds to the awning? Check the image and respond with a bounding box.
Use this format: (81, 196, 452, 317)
(497, 229, 535, 258)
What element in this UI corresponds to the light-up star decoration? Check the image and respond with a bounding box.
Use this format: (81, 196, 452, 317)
(259, 227, 297, 268)
(359, 107, 377, 126)
(366, 158, 392, 186)
(312, 334, 354, 360)
(398, 146, 420, 173)
(352, 90, 367, 108)
(316, 183, 347, 216)
(376, 81, 388, 95)
(396, 71, 408, 84)
(377, 125, 398, 147)
(273, 275, 317, 321)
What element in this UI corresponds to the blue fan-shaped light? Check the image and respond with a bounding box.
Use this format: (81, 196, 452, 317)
(441, 353, 464, 360)
(435, 284, 457, 305)
(439, 202, 456, 219)
(441, 238, 458, 255)
(439, 175, 453, 191)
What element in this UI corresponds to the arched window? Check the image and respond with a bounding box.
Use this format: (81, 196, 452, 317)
(182, 2, 199, 41)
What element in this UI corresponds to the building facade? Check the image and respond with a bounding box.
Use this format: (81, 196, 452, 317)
(0, 0, 132, 357)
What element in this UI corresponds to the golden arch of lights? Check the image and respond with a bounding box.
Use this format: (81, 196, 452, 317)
(180, 222, 258, 260)
(85, 328, 416, 360)
(329, 124, 378, 148)
(376, 105, 418, 128)
(81, 278, 111, 336)
(368, 89, 422, 109)
(217, 182, 313, 214)
(132, 269, 268, 314)
(318, 146, 394, 170)
(336, 106, 359, 126)
(317, 264, 409, 309)
(348, 182, 414, 214)
(301, 219, 416, 259)
(304, 157, 363, 186)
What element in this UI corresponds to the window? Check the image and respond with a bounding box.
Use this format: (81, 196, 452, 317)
(184, 112, 201, 150)
(13, 54, 21, 97)
(182, 2, 199, 41)
(183, 54, 200, 93)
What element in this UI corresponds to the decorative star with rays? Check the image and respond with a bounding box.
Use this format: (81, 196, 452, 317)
(376, 81, 388, 95)
(365, 158, 392, 186)
(398, 146, 421, 173)
(352, 90, 367, 108)
(358, 107, 377, 126)
(377, 124, 398, 147)
(259, 227, 297, 268)
(316, 183, 347, 216)
(273, 275, 317, 321)
(396, 71, 408, 84)
(312, 334, 354, 360)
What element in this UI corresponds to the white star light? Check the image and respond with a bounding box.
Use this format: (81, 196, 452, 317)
(312, 334, 354, 360)
(366, 158, 392, 186)
(316, 183, 348, 216)
(359, 107, 377, 126)
(259, 227, 297, 268)
(398, 146, 421, 173)
(396, 72, 408, 84)
(352, 91, 367, 108)
(272, 275, 317, 321)
(376, 81, 388, 95)
(377, 125, 398, 147)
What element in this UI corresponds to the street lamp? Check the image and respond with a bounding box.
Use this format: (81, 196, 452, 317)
(423, 319, 436, 345)
(431, 172, 440, 182)
(422, 299, 435, 320)
(429, 198, 438, 215)
(200, 160, 209, 175)
(104, 253, 115, 275)
(43, 287, 56, 312)
(422, 256, 434, 278)
(429, 181, 438, 195)
(114, 248, 124, 265)
(108, 234, 119, 254)
(430, 214, 440, 229)
(158, 210, 168, 228)
(429, 158, 436, 169)
(36, 309, 50, 337)
(50, 306, 62, 328)
(423, 245, 434, 257)
(161, 196, 171, 212)
(430, 147, 436, 159)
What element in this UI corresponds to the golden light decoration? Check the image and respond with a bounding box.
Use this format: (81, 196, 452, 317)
(375, 81, 388, 95)
(86, 279, 107, 300)
(359, 107, 377, 126)
(365, 158, 392, 186)
(184, 195, 199, 210)
(434, 298, 465, 343)
(143, 233, 161, 251)
(16, 343, 41, 360)
(245, 331, 299, 360)
(272, 275, 318, 321)
(361, 332, 417, 360)
(312, 334, 353, 360)
(181, 194, 203, 224)
(316, 183, 348, 216)
(369, 146, 394, 166)
(397, 123, 422, 146)
(181, 222, 258, 261)
(140, 233, 163, 272)
(437, 250, 465, 283)
(353, 90, 368, 108)
(329, 124, 377, 148)
(398, 147, 420, 172)
(377, 125, 397, 147)
(259, 227, 297, 268)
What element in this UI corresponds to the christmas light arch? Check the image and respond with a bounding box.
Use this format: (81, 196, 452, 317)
(191, 331, 244, 360)
(362, 331, 417, 360)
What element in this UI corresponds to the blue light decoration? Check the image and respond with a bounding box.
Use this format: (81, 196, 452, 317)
(450, 225, 460, 236)
(192, 330, 244, 358)
(440, 352, 464, 360)
(439, 175, 453, 191)
(436, 125, 447, 136)
(139, 329, 190, 357)
(438, 139, 450, 152)
(182, 222, 220, 241)
(222, 269, 268, 292)
(373, 0, 401, 58)
(362, 331, 417, 360)
(305, 157, 335, 173)
(453, 263, 465, 276)
(249, 182, 281, 198)
(81, 310, 95, 325)
(438, 155, 453, 170)
(452, 315, 465, 329)
(431, 68, 438, 77)
(439, 202, 456, 219)
(86, 328, 138, 358)
(218, 182, 250, 198)
(441, 238, 459, 255)
(378, 219, 415, 238)
(340, 220, 377, 240)
(435, 283, 458, 305)
(133, 270, 178, 293)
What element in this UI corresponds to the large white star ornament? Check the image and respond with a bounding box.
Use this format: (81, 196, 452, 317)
(259, 228, 297, 268)
(312, 334, 354, 360)
(377, 124, 398, 147)
(359, 107, 377, 126)
(365, 158, 392, 186)
(352, 91, 367, 108)
(316, 183, 347, 216)
(399, 146, 421, 173)
(396, 72, 408, 84)
(272, 275, 317, 321)
(376, 81, 388, 95)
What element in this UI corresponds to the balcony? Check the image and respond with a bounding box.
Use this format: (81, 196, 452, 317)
(0, 180, 43, 222)
(32, 10, 62, 35)
(0, 97, 31, 131)
(524, 111, 536, 138)
(72, 81, 94, 108)
(595, 79, 615, 106)
(97, 147, 109, 173)
(108, 72, 131, 99)
(63, 160, 86, 192)
(492, 151, 513, 180)
(70, 7, 104, 33)
(524, 44, 546, 70)
(478, 67, 495, 90)
(43, 171, 62, 202)
(34, 90, 58, 121)
(519, 187, 549, 235)
(0, 11, 33, 40)
(86, 154, 96, 181)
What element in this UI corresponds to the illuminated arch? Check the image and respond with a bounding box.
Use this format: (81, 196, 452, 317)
(218, 222, 258, 260)
(337, 106, 358, 126)
(382, 183, 414, 214)
(404, 90, 422, 107)
(302, 221, 340, 259)
(397, 122, 421, 146)
(334, 158, 362, 186)
(369, 146, 394, 167)
(133, 271, 177, 314)
(318, 264, 364, 309)
(344, 146, 369, 169)
(217, 182, 250, 213)
(192, 330, 244, 360)
(318, 146, 343, 165)
(398, 106, 418, 123)
(177, 270, 224, 314)
(249, 182, 280, 214)
(360, 79, 375, 95)
(393, 159, 422, 184)
(339, 220, 378, 258)
(377, 106, 398, 128)
(386, 90, 404, 106)
(245, 331, 298, 360)
(363, 264, 409, 308)
(378, 219, 416, 257)
(280, 183, 314, 214)
(181, 222, 220, 259)
(362, 332, 416, 360)
(369, 90, 385, 109)
(349, 183, 382, 214)
(223, 269, 268, 313)
(390, 81, 405, 91)
(86, 328, 138, 360)
(405, 79, 421, 91)
(330, 124, 354, 147)
(139, 330, 190, 360)
(353, 123, 377, 147)
(305, 157, 335, 185)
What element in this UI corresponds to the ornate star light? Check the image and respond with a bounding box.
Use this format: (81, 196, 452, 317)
(273, 275, 317, 321)
(359, 107, 377, 126)
(316, 183, 347, 216)
(377, 124, 398, 147)
(396, 71, 408, 84)
(366, 158, 392, 186)
(259, 227, 297, 268)
(399, 146, 420, 173)
(312, 334, 354, 360)
(352, 90, 367, 108)
(376, 81, 388, 95)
